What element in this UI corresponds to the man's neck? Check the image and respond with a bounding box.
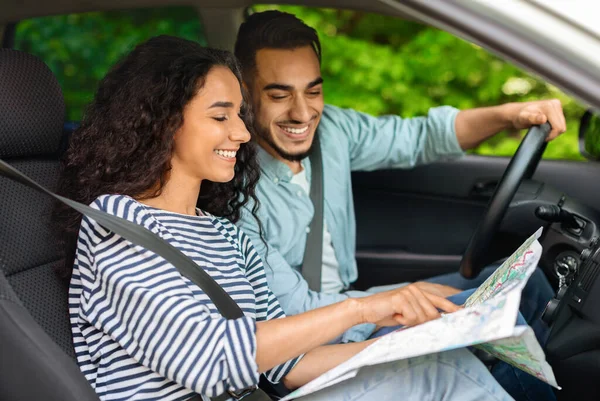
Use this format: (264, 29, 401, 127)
(258, 138, 303, 174)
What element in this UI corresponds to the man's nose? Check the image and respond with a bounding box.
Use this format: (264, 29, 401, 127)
(290, 96, 312, 123)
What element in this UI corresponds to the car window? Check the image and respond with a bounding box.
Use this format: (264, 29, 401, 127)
(253, 5, 586, 161)
(13, 6, 206, 122)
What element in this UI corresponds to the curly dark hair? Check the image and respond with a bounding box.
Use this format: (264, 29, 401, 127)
(55, 35, 262, 274)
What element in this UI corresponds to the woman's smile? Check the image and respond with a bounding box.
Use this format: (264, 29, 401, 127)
(214, 148, 238, 162)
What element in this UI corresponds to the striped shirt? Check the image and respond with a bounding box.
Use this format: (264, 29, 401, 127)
(69, 194, 300, 400)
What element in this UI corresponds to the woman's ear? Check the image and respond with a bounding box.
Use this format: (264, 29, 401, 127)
(172, 126, 182, 141)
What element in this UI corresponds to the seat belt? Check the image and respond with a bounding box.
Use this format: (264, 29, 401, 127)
(0, 159, 271, 401)
(301, 133, 324, 292)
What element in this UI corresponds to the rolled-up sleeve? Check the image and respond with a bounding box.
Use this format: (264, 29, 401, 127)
(322, 104, 464, 171)
(237, 205, 348, 316)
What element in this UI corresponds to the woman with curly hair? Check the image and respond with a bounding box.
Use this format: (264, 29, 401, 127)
(58, 35, 513, 401)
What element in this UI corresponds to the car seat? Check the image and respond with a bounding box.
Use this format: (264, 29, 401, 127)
(0, 48, 99, 400)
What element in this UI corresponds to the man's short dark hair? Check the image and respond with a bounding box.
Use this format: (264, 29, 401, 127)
(234, 10, 321, 82)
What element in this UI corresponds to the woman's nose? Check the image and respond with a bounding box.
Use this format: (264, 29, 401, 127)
(230, 120, 251, 143)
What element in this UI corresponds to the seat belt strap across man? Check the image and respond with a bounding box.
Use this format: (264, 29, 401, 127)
(301, 133, 324, 292)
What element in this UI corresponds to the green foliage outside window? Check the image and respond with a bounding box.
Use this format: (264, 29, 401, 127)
(14, 7, 205, 122)
(14, 4, 586, 160)
(584, 113, 600, 160)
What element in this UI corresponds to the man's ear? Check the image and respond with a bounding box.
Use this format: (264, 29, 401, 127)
(241, 79, 256, 103)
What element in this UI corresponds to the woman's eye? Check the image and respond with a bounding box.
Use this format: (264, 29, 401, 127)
(270, 94, 287, 100)
(213, 116, 227, 122)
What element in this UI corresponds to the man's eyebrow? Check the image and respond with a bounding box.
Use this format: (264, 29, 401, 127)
(209, 101, 234, 109)
(307, 77, 324, 89)
(262, 77, 323, 92)
(263, 83, 293, 91)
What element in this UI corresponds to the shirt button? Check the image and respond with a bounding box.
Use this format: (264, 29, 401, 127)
(297, 190, 303, 197)
(273, 177, 279, 184)
(306, 227, 311, 233)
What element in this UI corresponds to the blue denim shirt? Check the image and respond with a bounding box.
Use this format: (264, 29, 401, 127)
(236, 104, 464, 342)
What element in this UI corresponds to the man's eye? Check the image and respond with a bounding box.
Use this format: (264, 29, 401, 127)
(308, 91, 322, 96)
(270, 94, 288, 100)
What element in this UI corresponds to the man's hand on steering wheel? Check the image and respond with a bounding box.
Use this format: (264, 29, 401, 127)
(510, 99, 567, 140)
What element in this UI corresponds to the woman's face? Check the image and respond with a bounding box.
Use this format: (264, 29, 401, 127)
(172, 66, 251, 183)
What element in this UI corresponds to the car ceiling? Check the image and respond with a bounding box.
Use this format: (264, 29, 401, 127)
(0, 0, 415, 24)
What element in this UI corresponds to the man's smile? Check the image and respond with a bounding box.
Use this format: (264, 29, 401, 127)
(277, 123, 311, 140)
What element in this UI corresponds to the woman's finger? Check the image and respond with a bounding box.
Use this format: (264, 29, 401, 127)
(395, 293, 417, 326)
(408, 285, 441, 321)
(425, 292, 461, 313)
(394, 313, 411, 327)
(405, 288, 428, 325)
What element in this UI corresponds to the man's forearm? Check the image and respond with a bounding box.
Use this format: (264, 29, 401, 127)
(454, 103, 521, 150)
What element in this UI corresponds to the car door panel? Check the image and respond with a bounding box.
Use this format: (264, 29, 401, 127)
(352, 155, 600, 289)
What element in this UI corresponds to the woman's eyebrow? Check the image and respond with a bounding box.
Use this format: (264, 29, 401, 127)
(209, 101, 234, 109)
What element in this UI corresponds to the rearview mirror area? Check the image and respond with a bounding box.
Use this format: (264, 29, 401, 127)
(579, 110, 600, 161)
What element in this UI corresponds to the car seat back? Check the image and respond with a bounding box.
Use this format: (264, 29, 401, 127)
(0, 48, 98, 400)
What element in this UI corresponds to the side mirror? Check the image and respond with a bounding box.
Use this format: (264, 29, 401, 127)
(579, 110, 600, 161)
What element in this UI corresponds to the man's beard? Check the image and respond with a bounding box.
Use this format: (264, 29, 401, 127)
(254, 121, 314, 162)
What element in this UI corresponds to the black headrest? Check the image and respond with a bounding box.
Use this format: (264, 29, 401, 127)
(0, 49, 65, 159)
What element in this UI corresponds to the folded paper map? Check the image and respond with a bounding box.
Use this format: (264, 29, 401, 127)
(281, 227, 558, 400)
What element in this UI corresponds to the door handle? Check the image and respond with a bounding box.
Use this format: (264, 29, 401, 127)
(470, 180, 498, 198)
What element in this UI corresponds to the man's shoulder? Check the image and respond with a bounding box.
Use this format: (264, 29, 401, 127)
(320, 104, 374, 140)
(319, 105, 368, 156)
(321, 104, 354, 126)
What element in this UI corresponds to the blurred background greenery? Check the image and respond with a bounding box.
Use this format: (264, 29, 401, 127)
(14, 4, 586, 160)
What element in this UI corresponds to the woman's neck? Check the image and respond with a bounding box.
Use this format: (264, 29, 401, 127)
(138, 170, 201, 216)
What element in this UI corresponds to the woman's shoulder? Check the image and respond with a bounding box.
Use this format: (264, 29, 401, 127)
(82, 194, 149, 233)
(207, 214, 239, 235)
(89, 194, 139, 214)
(204, 214, 249, 250)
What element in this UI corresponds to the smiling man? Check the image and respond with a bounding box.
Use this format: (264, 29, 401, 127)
(234, 10, 560, 400)
(249, 46, 324, 169)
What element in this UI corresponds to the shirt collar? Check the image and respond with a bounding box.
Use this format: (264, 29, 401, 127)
(256, 145, 312, 184)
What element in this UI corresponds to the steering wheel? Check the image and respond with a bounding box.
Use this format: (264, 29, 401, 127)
(459, 122, 552, 278)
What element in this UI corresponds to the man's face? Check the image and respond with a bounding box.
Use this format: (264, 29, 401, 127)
(250, 46, 324, 162)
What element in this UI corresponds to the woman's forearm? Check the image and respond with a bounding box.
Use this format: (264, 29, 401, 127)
(255, 283, 460, 375)
(255, 297, 363, 373)
(282, 339, 377, 389)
